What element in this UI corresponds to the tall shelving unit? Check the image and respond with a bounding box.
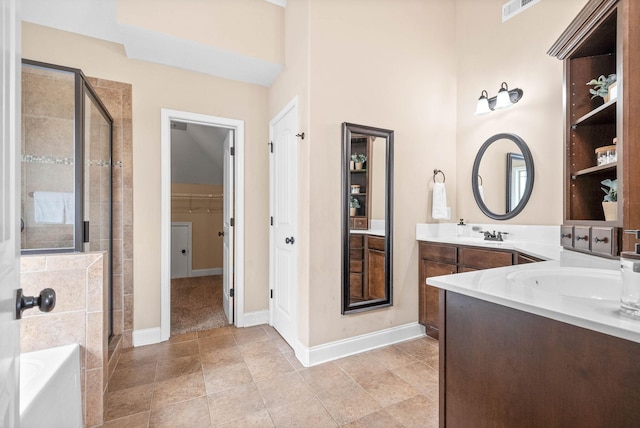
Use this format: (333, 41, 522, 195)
(349, 135, 371, 230)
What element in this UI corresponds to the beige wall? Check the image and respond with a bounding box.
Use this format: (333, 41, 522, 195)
(23, 22, 271, 329)
(455, 0, 587, 224)
(171, 183, 224, 271)
(268, 0, 458, 347)
(117, 0, 285, 65)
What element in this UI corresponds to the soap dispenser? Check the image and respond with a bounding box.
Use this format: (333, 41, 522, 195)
(457, 219, 466, 237)
(621, 230, 640, 320)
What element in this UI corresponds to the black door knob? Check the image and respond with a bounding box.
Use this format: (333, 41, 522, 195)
(181, 249, 186, 254)
(15, 288, 56, 320)
(218, 231, 224, 237)
(285, 236, 295, 245)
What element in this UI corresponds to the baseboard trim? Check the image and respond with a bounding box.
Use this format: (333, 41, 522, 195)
(296, 322, 426, 367)
(132, 327, 163, 347)
(242, 310, 269, 327)
(191, 268, 223, 277)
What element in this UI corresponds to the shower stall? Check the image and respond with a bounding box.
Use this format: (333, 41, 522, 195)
(21, 60, 114, 338)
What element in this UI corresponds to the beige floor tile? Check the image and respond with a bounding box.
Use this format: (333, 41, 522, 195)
(149, 396, 212, 428)
(315, 381, 381, 425)
(115, 345, 160, 369)
(233, 326, 271, 344)
(392, 361, 439, 396)
(299, 361, 356, 393)
(341, 409, 404, 428)
(424, 353, 439, 370)
(357, 371, 420, 407)
(168, 332, 198, 344)
(156, 339, 200, 361)
(201, 345, 244, 369)
(198, 333, 237, 353)
(104, 383, 154, 421)
(369, 345, 419, 370)
(394, 338, 439, 361)
(335, 353, 389, 385)
(239, 338, 283, 358)
(151, 372, 206, 410)
(255, 371, 316, 409)
(155, 353, 201, 382)
(282, 351, 305, 371)
(203, 361, 253, 395)
(214, 409, 274, 427)
(102, 411, 150, 428)
(385, 394, 439, 428)
(207, 383, 267, 426)
(244, 352, 295, 382)
(268, 397, 338, 427)
(108, 361, 157, 392)
(197, 325, 236, 339)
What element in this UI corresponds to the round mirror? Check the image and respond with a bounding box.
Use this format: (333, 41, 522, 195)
(472, 133, 534, 220)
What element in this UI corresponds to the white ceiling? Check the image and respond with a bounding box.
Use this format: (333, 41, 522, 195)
(21, 0, 284, 86)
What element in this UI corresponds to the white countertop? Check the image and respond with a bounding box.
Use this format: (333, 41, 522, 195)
(427, 250, 640, 344)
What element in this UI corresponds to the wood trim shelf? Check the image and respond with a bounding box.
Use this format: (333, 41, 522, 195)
(573, 99, 616, 126)
(571, 162, 617, 178)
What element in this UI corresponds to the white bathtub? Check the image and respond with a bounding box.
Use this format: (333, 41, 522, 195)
(20, 344, 83, 428)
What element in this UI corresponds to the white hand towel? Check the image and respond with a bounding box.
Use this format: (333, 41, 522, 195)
(478, 184, 485, 202)
(63, 192, 75, 225)
(432, 182, 451, 220)
(34, 191, 66, 224)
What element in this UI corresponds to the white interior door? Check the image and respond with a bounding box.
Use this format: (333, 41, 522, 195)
(222, 130, 234, 324)
(170, 223, 191, 279)
(0, 0, 21, 424)
(269, 99, 298, 349)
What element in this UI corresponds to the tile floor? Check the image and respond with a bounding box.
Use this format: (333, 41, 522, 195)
(102, 325, 439, 427)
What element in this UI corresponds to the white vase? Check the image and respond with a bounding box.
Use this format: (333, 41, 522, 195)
(602, 201, 617, 221)
(355, 162, 363, 170)
(350, 207, 356, 217)
(350, 161, 355, 170)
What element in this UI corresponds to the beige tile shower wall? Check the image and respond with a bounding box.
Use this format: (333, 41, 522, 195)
(86, 77, 133, 349)
(21, 66, 76, 249)
(20, 252, 108, 428)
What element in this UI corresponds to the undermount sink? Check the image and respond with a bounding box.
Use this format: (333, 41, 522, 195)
(506, 267, 621, 300)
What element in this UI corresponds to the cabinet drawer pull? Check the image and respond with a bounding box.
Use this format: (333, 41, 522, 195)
(561, 233, 572, 239)
(576, 235, 588, 241)
(594, 236, 609, 244)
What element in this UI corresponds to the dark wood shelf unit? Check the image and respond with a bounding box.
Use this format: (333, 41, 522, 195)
(571, 161, 616, 178)
(573, 98, 616, 126)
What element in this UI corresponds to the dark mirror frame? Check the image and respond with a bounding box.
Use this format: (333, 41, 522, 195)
(472, 133, 535, 220)
(341, 123, 394, 314)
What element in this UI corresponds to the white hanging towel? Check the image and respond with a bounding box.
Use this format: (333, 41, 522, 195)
(33, 191, 66, 224)
(431, 182, 451, 220)
(63, 192, 75, 225)
(478, 184, 485, 202)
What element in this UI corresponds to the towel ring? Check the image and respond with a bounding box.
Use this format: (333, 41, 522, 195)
(433, 169, 446, 183)
(478, 174, 483, 185)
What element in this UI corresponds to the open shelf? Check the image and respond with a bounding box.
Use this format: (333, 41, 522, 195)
(571, 162, 617, 179)
(573, 99, 616, 127)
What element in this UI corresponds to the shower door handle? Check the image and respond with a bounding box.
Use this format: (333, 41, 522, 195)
(15, 288, 56, 320)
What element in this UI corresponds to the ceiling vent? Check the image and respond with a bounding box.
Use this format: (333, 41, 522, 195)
(502, 0, 541, 22)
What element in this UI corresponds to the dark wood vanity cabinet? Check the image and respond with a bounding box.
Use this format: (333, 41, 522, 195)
(350, 234, 386, 302)
(349, 235, 364, 299)
(418, 241, 532, 339)
(549, 0, 640, 256)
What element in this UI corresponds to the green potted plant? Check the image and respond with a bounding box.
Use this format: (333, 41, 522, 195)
(350, 154, 358, 170)
(349, 196, 361, 216)
(355, 153, 367, 170)
(587, 74, 617, 102)
(601, 178, 617, 221)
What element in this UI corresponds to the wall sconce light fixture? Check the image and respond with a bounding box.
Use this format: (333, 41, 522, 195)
(474, 82, 524, 115)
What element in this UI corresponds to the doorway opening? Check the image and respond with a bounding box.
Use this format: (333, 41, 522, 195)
(161, 109, 245, 341)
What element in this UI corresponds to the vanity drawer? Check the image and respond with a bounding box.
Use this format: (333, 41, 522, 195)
(367, 236, 385, 251)
(517, 253, 544, 264)
(350, 234, 363, 247)
(349, 274, 363, 297)
(574, 226, 591, 251)
(349, 248, 363, 260)
(591, 227, 618, 257)
(560, 225, 574, 248)
(460, 247, 513, 269)
(350, 218, 368, 230)
(419, 242, 457, 264)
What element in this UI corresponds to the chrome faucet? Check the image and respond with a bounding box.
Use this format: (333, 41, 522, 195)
(479, 230, 508, 242)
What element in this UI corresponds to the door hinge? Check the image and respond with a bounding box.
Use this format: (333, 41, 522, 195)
(230, 146, 235, 156)
(270, 216, 273, 226)
(270, 289, 273, 299)
(269, 141, 273, 153)
(230, 217, 234, 227)
(83, 221, 90, 243)
(230, 288, 234, 298)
